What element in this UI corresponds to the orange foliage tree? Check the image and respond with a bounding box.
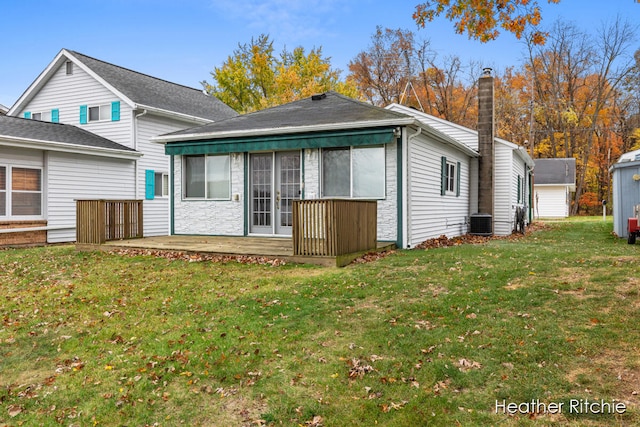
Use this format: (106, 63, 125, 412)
(413, 0, 560, 44)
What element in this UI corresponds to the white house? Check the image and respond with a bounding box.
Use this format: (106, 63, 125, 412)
(533, 158, 576, 218)
(387, 103, 534, 236)
(610, 149, 640, 238)
(0, 115, 140, 245)
(5, 49, 237, 243)
(153, 91, 479, 249)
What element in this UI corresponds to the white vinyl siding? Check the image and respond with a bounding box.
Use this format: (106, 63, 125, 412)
(16, 60, 132, 147)
(407, 132, 470, 246)
(494, 145, 513, 236)
(136, 115, 188, 236)
(46, 151, 136, 243)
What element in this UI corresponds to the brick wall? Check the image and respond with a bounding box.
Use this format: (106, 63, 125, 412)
(0, 221, 47, 246)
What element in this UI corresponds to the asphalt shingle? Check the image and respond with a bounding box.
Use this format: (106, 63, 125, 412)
(0, 115, 136, 152)
(69, 50, 238, 122)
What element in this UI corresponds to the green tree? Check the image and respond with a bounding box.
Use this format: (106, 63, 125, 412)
(203, 34, 357, 113)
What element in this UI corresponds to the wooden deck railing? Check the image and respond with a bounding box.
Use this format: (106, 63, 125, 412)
(76, 200, 143, 244)
(292, 199, 377, 257)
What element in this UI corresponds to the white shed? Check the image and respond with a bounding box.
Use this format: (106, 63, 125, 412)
(533, 158, 576, 218)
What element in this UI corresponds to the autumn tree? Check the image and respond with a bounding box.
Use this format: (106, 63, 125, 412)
(203, 34, 357, 113)
(525, 18, 636, 214)
(413, 0, 560, 44)
(347, 27, 419, 106)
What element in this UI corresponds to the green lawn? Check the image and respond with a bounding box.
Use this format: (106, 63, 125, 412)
(1, 218, 638, 426)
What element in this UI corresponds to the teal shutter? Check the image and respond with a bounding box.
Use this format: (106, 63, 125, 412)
(51, 109, 59, 123)
(111, 101, 120, 122)
(440, 156, 447, 196)
(145, 170, 155, 200)
(456, 161, 461, 197)
(79, 105, 87, 124)
(24, 111, 31, 119)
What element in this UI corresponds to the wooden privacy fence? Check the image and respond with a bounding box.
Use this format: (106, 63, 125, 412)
(292, 199, 377, 257)
(76, 200, 143, 244)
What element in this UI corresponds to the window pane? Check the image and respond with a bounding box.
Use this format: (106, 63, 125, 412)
(0, 191, 5, 216)
(32, 113, 42, 121)
(185, 156, 205, 198)
(0, 166, 5, 190)
(12, 168, 41, 191)
(154, 173, 163, 197)
(353, 146, 385, 198)
(12, 192, 41, 216)
(322, 148, 350, 197)
(206, 155, 230, 199)
(163, 174, 169, 197)
(100, 105, 110, 121)
(89, 106, 100, 121)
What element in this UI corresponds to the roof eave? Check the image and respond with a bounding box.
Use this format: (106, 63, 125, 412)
(136, 104, 214, 125)
(0, 135, 142, 160)
(152, 118, 416, 144)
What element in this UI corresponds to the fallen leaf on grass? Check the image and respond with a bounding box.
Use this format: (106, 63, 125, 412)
(458, 358, 482, 372)
(304, 415, 324, 426)
(8, 405, 23, 417)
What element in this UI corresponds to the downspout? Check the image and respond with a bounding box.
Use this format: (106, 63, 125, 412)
(405, 126, 422, 248)
(133, 109, 148, 199)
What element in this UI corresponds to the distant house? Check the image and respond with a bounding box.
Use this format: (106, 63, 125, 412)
(387, 103, 534, 236)
(533, 158, 576, 218)
(610, 149, 640, 238)
(0, 115, 140, 245)
(5, 49, 237, 243)
(154, 91, 479, 248)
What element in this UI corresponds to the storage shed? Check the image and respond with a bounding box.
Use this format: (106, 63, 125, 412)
(610, 149, 640, 238)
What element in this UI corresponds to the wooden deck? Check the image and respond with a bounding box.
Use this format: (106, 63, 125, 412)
(78, 235, 395, 267)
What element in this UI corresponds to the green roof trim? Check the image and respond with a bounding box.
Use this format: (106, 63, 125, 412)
(165, 127, 397, 156)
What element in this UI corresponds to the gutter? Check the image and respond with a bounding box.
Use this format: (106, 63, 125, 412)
(0, 136, 141, 160)
(133, 109, 148, 200)
(135, 104, 214, 126)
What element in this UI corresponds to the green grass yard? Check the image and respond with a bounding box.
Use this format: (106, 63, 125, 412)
(1, 218, 639, 426)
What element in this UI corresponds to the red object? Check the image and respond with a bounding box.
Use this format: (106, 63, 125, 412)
(628, 218, 639, 233)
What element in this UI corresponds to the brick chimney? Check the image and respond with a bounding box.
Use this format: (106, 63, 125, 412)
(477, 68, 494, 229)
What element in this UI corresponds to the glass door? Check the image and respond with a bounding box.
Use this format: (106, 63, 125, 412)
(249, 151, 301, 235)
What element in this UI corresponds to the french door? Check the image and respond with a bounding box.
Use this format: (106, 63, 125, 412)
(250, 151, 301, 235)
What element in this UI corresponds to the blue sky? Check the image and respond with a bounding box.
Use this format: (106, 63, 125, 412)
(1, 0, 638, 108)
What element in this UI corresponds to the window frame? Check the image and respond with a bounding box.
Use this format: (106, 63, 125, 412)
(0, 165, 43, 218)
(320, 145, 386, 200)
(88, 104, 111, 122)
(29, 111, 51, 122)
(154, 172, 169, 198)
(182, 154, 231, 201)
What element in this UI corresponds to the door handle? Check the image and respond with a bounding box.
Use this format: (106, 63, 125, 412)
(276, 191, 281, 209)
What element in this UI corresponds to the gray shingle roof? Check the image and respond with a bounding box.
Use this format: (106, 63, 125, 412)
(69, 50, 238, 122)
(163, 92, 412, 139)
(534, 158, 576, 185)
(0, 115, 137, 152)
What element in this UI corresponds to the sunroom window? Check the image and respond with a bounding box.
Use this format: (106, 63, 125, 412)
(321, 146, 385, 198)
(183, 154, 230, 200)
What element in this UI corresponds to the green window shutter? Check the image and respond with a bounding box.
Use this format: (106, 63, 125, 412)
(145, 170, 155, 200)
(51, 109, 59, 123)
(111, 101, 120, 122)
(79, 105, 87, 124)
(517, 175, 521, 203)
(440, 156, 447, 196)
(456, 161, 461, 197)
(24, 111, 31, 119)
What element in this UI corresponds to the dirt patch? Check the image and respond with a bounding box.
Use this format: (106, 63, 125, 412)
(566, 349, 640, 408)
